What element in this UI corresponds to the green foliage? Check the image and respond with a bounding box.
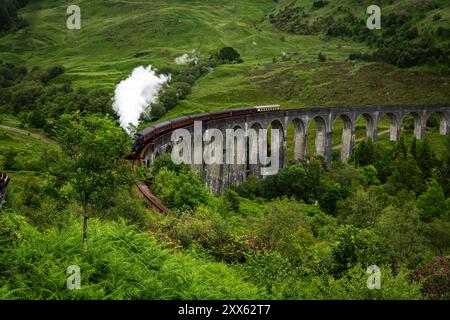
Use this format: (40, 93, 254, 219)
(257, 199, 317, 264)
(0, 0, 28, 34)
(0, 61, 113, 130)
(2, 147, 16, 170)
(217, 47, 241, 63)
(221, 189, 241, 214)
(0, 214, 261, 299)
(261, 160, 325, 203)
(295, 265, 422, 300)
(49, 113, 132, 249)
(319, 181, 347, 216)
(240, 251, 301, 298)
(386, 153, 423, 195)
(428, 219, 450, 254)
(332, 225, 385, 273)
(375, 203, 429, 264)
(337, 187, 385, 228)
(417, 180, 449, 222)
(152, 167, 211, 211)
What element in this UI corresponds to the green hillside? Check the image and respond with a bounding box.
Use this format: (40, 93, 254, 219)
(1, 0, 449, 121)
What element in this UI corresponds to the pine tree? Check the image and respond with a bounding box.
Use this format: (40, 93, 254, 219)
(410, 137, 417, 160)
(395, 136, 408, 159)
(417, 139, 436, 182)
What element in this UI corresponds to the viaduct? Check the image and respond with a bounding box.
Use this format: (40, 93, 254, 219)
(138, 105, 450, 195)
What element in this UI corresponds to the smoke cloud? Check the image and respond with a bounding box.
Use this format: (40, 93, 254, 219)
(113, 66, 169, 132)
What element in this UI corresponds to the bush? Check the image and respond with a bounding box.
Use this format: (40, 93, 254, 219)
(152, 167, 211, 211)
(295, 265, 422, 300)
(172, 82, 192, 100)
(217, 47, 241, 62)
(312, 1, 328, 9)
(332, 225, 385, 273)
(415, 257, 450, 300)
(159, 87, 179, 110)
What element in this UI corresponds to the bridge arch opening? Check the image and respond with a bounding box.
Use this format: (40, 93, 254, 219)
(356, 113, 376, 141)
(308, 116, 327, 160)
(246, 122, 263, 177)
(287, 118, 307, 162)
(226, 125, 246, 186)
(267, 120, 285, 166)
(401, 112, 423, 140)
(332, 114, 354, 162)
(378, 112, 400, 142)
(426, 112, 448, 135)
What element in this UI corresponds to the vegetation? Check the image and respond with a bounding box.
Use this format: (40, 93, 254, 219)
(0, 0, 449, 301)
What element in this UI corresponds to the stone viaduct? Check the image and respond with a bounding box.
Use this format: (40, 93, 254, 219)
(140, 105, 450, 194)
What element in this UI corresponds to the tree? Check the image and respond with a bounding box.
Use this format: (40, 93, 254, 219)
(51, 113, 131, 250)
(337, 187, 385, 228)
(416, 180, 449, 222)
(375, 203, 428, 263)
(332, 225, 385, 273)
(222, 189, 240, 213)
(159, 87, 179, 110)
(440, 136, 450, 196)
(417, 139, 436, 182)
(410, 137, 417, 160)
(217, 47, 241, 62)
(319, 181, 346, 216)
(386, 153, 422, 195)
(354, 139, 375, 167)
(172, 82, 192, 100)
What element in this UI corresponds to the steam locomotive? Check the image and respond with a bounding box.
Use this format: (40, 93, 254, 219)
(129, 105, 281, 159)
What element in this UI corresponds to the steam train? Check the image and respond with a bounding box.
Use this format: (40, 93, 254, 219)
(129, 105, 281, 159)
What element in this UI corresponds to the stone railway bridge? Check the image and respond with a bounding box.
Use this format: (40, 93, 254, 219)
(139, 105, 450, 194)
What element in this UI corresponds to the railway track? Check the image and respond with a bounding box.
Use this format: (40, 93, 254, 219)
(130, 161, 171, 214)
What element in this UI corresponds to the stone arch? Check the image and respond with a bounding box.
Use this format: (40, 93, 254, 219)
(333, 114, 355, 162)
(225, 125, 246, 187)
(356, 113, 377, 141)
(310, 115, 328, 159)
(247, 122, 263, 177)
(425, 111, 449, 135)
(291, 118, 307, 161)
(401, 112, 424, 140)
(268, 119, 285, 166)
(379, 112, 401, 142)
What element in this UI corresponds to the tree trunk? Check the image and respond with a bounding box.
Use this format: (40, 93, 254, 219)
(83, 202, 89, 251)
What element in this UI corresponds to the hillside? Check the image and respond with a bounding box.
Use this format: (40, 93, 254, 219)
(1, 1, 450, 303)
(0, 0, 449, 123)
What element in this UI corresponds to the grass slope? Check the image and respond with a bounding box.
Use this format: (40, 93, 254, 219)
(1, 0, 448, 122)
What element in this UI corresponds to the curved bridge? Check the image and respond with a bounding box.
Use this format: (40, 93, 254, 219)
(137, 104, 450, 194)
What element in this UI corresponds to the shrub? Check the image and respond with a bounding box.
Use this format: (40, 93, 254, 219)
(415, 257, 450, 300)
(217, 47, 241, 62)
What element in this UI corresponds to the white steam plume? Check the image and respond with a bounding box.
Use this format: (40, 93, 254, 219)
(113, 66, 169, 132)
